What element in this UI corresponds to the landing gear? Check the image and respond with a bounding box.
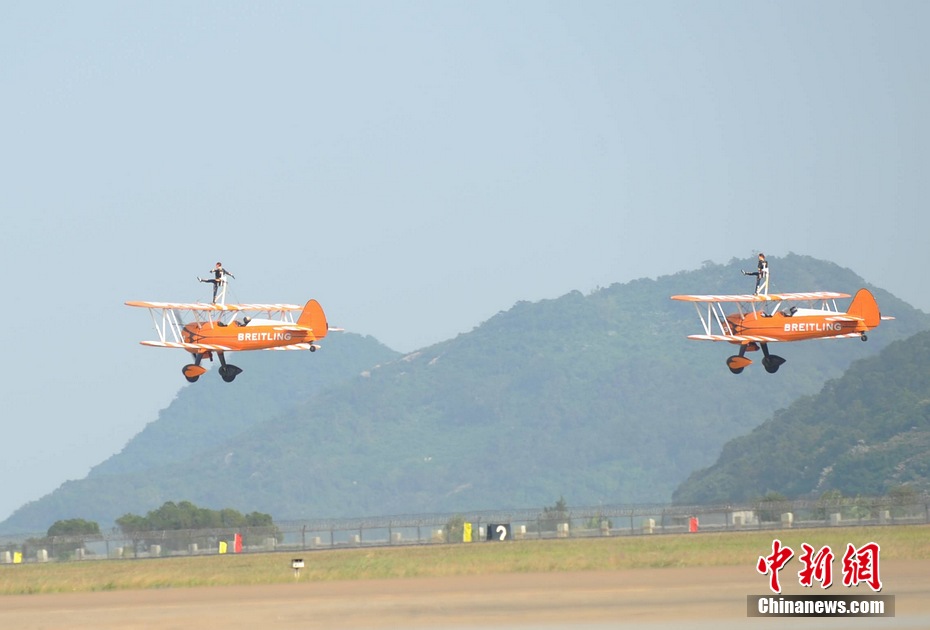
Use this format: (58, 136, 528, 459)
(183, 353, 207, 383)
(181, 351, 242, 383)
(218, 364, 243, 382)
(760, 343, 786, 374)
(726, 343, 785, 374)
(726, 345, 752, 374)
(761, 355, 786, 373)
(727, 357, 747, 374)
(217, 352, 242, 383)
(861, 334, 868, 342)
(182, 364, 206, 382)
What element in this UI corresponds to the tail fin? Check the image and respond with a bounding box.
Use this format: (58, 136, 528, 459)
(297, 299, 328, 339)
(847, 288, 881, 329)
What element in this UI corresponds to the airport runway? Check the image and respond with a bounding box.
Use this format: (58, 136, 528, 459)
(1, 560, 927, 629)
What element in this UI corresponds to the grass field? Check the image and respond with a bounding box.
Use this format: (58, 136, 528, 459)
(1, 525, 927, 595)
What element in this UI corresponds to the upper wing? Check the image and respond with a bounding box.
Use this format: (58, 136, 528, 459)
(125, 301, 302, 312)
(670, 291, 850, 303)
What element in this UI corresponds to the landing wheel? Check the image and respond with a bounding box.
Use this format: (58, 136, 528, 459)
(861, 334, 868, 342)
(218, 364, 243, 383)
(761, 355, 786, 374)
(182, 363, 207, 383)
(726, 352, 752, 375)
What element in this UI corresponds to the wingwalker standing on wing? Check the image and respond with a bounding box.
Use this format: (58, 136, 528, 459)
(199, 261, 235, 304)
(742, 253, 769, 295)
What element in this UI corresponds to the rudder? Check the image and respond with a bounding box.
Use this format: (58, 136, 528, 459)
(847, 289, 881, 329)
(297, 299, 328, 339)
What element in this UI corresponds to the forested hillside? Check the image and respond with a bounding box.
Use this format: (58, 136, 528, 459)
(90, 333, 400, 477)
(673, 330, 930, 503)
(3, 254, 927, 533)
(1, 333, 399, 533)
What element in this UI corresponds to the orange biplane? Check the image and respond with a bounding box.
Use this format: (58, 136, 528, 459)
(670, 289, 891, 374)
(127, 279, 332, 383)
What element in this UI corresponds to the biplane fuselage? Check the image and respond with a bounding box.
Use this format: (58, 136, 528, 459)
(181, 319, 318, 351)
(725, 308, 872, 343)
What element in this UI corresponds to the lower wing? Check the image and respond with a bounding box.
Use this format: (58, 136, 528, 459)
(688, 332, 865, 342)
(140, 341, 319, 351)
(687, 334, 781, 342)
(140, 341, 232, 351)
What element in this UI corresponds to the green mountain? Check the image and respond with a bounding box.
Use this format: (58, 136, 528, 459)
(0, 333, 400, 534)
(3, 254, 928, 533)
(673, 330, 930, 504)
(90, 333, 401, 477)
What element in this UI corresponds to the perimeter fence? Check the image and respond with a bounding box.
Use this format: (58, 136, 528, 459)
(2, 496, 928, 564)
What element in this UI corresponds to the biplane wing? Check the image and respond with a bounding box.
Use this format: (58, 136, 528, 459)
(686, 330, 867, 343)
(686, 334, 782, 343)
(670, 291, 850, 303)
(125, 301, 303, 311)
(140, 341, 235, 351)
(139, 339, 322, 352)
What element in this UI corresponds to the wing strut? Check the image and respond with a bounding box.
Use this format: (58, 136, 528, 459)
(693, 301, 734, 337)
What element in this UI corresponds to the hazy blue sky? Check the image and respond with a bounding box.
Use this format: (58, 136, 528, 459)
(2, 1, 928, 522)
